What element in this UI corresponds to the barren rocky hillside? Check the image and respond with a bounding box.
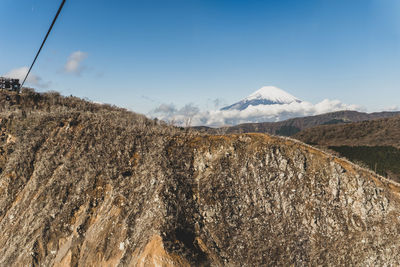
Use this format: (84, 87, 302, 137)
(1, 90, 400, 266)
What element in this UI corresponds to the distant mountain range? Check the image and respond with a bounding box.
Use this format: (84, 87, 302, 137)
(294, 115, 400, 149)
(194, 110, 400, 136)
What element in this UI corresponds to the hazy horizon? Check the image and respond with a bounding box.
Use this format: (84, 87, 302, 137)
(1, 0, 399, 121)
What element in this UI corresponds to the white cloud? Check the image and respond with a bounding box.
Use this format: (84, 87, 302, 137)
(3, 66, 51, 88)
(154, 103, 177, 115)
(152, 103, 200, 123)
(64, 51, 88, 75)
(381, 105, 399, 111)
(211, 98, 226, 109)
(151, 99, 361, 127)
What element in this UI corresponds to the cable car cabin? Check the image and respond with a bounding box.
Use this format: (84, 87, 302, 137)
(0, 77, 21, 92)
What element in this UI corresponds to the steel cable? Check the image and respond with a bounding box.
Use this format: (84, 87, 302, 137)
(21, 0, 66, 89)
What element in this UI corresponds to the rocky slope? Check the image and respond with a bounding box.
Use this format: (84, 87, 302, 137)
(1, 90, 400, 266)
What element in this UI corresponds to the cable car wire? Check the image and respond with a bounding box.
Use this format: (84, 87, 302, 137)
(21, 0, 66, 89)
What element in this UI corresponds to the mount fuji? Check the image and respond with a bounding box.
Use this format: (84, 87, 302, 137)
(152, 85, 360, 127)
(221, 86, 302, 111)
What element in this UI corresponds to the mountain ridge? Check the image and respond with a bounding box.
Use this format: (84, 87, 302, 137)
(294, 115, 400, 148)
(195, 110, 400, 136)
(293, 115, 400, 182)
(1, 89, 400, 265)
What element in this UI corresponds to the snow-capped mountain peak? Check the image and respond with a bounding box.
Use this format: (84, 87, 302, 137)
(221, 86, 302, 111)
(246, 86, 301, 103)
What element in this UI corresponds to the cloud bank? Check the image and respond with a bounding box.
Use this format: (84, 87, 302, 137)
(64, 51, 88, 75)
(3, 67, 51, 88)
(382, 105, 399, 112)
(151, 99, 361, 127)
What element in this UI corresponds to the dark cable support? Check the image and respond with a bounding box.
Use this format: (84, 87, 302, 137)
(21, 0, 66, 89)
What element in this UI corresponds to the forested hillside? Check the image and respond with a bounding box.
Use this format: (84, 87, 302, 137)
(294, 116, 400, 183)
(195, 110, 400, 136)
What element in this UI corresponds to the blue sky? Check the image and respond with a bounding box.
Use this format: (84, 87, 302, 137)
(1, 0, 400, 116)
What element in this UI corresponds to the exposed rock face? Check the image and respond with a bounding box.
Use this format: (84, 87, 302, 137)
(1, 91, 400, 266)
